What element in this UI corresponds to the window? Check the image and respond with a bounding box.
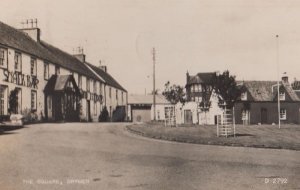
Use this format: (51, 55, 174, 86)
(94, 102, 97, 116)
(86, 78, 90, 92)
(0, 86, 6, 115)
(14, 52, 22, 72)
(191, 85, 195, 93)
(109, 87, 111, 98)
(280, 108, 286, 120)
(31, 91, 37, 110)
(44, 62, 49, 80)
(0, 48, 7, 67)
(55, 66, 60, 75)
(30, 58, 37, 76)
(121, 92, 124, 104)
(93, 81, 97, 93)
(241, 92, 247, 101)
(279, 92, 285, 101)
(242, 110, 249, 120)
(157, 110, 160, 120)
(116, 89, 118, 100)
(78, 75, 82, 89)
(99, 83, 102, 95)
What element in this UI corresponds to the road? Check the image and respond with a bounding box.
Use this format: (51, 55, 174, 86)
(0, 123, 299, 190)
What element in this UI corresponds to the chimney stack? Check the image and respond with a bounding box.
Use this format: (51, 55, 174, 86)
(20, 19, 41, 42)
(98, 60, 107, 72)
(99, 65, 107, 72)
(73, 47, 85, 62)
(282, 72, 288, 83)
(186, 71, 190, 83)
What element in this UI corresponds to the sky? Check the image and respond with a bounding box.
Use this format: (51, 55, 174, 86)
(1, 0, 300, 94)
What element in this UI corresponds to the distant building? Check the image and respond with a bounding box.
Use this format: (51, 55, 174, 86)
(177, 72, 222, 125)
(181, 71, 300, 125)
(235, 76, 300, 124)
(128, 94, 173, 123)
(0, 20, 127, 122)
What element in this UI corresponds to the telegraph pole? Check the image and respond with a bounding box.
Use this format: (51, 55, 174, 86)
(152, 47, 156, 121)
(276, 35, 281, 129)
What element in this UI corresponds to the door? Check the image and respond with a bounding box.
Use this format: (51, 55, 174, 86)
(87, 100, 91, 121)
(53, 94, 62, 121)
(184, 110, 193, 124)
(261, 108, 267, 124)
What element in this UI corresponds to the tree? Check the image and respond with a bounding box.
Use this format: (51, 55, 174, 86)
(162, 81, 186, 104)
(212, 70, 242, 109)
(9, 88, 19, 114)
(99, 106, 109, 122)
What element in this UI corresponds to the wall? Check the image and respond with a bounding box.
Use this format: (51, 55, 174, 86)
(234, 102, 300, 124)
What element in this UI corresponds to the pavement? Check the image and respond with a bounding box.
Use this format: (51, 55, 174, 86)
(0, 123, 299, 190)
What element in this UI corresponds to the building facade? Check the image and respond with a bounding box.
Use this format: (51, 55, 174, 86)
(0, 21, 127, 122)
(176, 72, 222, 125)
(127, 94, 174, 123)
(181, 71, 300, 125)
(235, 77, 300, 125)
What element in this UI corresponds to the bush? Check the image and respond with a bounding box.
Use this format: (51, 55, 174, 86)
(99, 106, 109, 122)
(112, 106, 126, 122)
(21, 108, 38, 124)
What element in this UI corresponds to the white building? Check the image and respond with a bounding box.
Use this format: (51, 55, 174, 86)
(0, 21, 127, 122)
(127, 94, 174, 123)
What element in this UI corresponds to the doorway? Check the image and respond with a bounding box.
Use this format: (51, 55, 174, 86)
(261, 108, 267, 124)
(184, 110, 193, 124)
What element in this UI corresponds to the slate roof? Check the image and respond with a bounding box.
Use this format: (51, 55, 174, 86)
(0, 21, 56, 62)
(86, 62, 127, 92)
(238, 80, 300, 101)
(0, 21, 100, 81)
(128, 94, 171, 105)
(186, 72, 216, 86)
(40, 41, 100, 81)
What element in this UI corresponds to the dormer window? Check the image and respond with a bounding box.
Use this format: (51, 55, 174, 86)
(279, 92, 285, 101)
(241, 92, 247, 101)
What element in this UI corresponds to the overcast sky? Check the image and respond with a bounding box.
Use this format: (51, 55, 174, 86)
(1, 0, 300, 94)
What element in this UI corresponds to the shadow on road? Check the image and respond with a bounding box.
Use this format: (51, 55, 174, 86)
(0, 131, 18, 136)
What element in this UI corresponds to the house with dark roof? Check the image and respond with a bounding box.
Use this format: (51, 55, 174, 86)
(181, 72, 300, 125)
(0, 20, 127, 122)
(235, 75, 300, 124)
(177, 72, 223, 125)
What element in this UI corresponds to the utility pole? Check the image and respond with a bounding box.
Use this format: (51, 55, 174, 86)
(152, 47, 156, 121)
(276, 35, 281, 129)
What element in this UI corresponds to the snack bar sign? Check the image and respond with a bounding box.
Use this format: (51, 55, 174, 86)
(3, 69, 39, 89)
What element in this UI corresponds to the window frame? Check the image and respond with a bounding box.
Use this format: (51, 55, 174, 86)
(14, 52, 22, 72)
(279, 91, 285, 101)
(280, 108, 287, 120)
(78, 75, 82, 89)
(241, 92, 247, 101)
(86, 78, 90, 92)
(0, 48, 8, 68)
(55, 65, 60, 75)
(31, 90, 37, 111)
(30, 57, 37, 76)
(44, 62, 49, 80)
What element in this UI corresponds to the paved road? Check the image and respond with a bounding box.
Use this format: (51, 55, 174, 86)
(0, 123, 299, 190)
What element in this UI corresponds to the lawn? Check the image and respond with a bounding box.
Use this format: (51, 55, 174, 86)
(126, 123, 300, 151)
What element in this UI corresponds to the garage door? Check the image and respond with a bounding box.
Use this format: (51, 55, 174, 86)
(132, 109, 151, 122)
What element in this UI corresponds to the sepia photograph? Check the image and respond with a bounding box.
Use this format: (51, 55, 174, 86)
(0, 0, 299, 189)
